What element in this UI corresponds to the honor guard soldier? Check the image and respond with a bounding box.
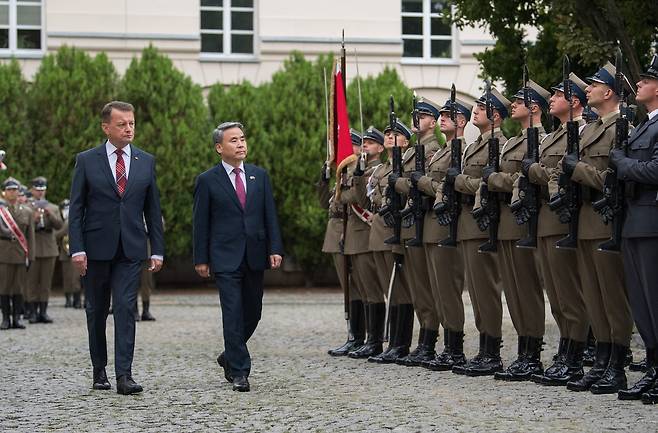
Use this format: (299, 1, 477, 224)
(550, 62, 634, 394)
(325, 130, 367, 356)
(26, 176, 63, 323)
(391, 97, 443, 366)
(368, 121, 415, 363)
(0, 178, 35, 330)
(55, 199, 83, 308)
(612, 56, 658, 404)
(340, 127, 386, 359)
(487, 80, 549, 381)
(138, 239, 157, 321)
(416, 96, 471, 371)
(450, 88, 509, 377)
(528, 73, 590, 386)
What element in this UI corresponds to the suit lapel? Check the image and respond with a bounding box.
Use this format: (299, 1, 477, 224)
(214, 164, 243, 211)
(244, 164, 258, 212)
(95, 142, 119, 196)
(629, 116, 658, 144)
(123, 146, 141, 198)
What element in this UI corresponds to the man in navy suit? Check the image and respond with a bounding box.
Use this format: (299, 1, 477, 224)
(193, 121, 283, 392)
(69, 101, 165, 395)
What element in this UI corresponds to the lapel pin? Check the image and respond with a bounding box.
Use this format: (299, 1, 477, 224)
(249, 175, 255, 180)
(134, 156, 139, 160)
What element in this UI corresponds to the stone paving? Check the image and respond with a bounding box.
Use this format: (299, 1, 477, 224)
(0, 288, 656, 432)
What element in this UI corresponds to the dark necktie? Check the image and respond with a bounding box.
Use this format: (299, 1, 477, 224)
(115, 149, 127, 196)
(233, 167, 246, 209)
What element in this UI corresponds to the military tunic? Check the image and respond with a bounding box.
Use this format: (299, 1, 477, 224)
(549, 111, 633, 346)
(0, 203, 35, 296)
(55, 220, 81, 294)
(27, 201, 63, 302)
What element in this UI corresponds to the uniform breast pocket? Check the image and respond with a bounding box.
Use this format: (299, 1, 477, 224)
(586, 148, 610, 171)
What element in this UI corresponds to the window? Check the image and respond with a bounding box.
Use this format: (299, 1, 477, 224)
(0, 0, 43, 53)
(401, 0, 453, 61)
(200, 0, 254, 56)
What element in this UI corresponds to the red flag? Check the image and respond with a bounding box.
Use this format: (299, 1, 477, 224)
(334, 68, 352, 167)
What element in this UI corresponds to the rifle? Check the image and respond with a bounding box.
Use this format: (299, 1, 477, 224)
(592, 48, 630, 253)
(474, 80, 500, 253)
(514, 65, 541, 249)
(401, 91, 425, 247)
(548, 55, 581, 249)
(380, 96, 403, 245)
(436, 84, 461, 248)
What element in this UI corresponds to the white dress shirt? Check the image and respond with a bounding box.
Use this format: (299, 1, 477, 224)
(106, 140, 131, 180)
(221, 160, 247, 194)
(648, 108, 658, 121)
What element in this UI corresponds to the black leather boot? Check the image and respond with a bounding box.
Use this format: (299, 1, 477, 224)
(619, 348, 657, 400)
(507, 336, 543, 381)
(133, 301, 141, 322)
(369, 305, 398, 363)
(453, 333, 485, 375)
(38, 302, 53, 323)
(541, 339, 585, 386)
(11, 295, 25, 329)
(64, 293, 72, 308)
(423, 329, 450, 370)
(583, 328, 596, 367)
(28, 302, 39, 324)
(397, 328, 438, 366)
(396, 328, 425, 366)
(375, 304, 413, 363)
(328, 300, 366, 356)
(0, 296, 11, 330)
(349, 303, 385, 359)
(495, 336, 528, 381)
(141, 300, 156, 321)
(465, 334, 503, 377)
(590, 343, 628, 394)
(426, 329, 466, 371)
(532, 337, 569, 384)
(567, 342, 611, 391)
(73, 293, 82, 309)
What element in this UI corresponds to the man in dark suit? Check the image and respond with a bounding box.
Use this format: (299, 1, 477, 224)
(612, 55, 658, 403)
(193, 121, 283, 392)
(69, 101, 165, 395)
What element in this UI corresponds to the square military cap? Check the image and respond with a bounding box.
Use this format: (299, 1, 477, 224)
(415, 97, 441, 119)
(439, 98, 473, 120)
(31, 176, 47, 190)
(475, 87, 512, 118)
(640, 54, 658, 80)
(551, 72, 589, 106)
(383, 119, 412, 140)
(363, 126, 385, 145)
(2, 177, 20, 190)
(513, 80, 552, 111)
(350, 128, 362, 146)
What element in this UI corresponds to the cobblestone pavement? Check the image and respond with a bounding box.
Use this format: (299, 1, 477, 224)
(0, 288, 656, 432)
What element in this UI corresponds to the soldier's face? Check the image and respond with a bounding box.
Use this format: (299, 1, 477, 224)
(216, 127, 247, 162)
(413, 113, 436, 134)
(510, 98, 530, 120)
(102, 109, 135, 148)
(549, 91, 569, 117)
(363, 139, 384, 157)
(3, 189, 18, 202)
(31, 188, 45, 200)
(384, 131, 409, 149)
(586, 82, 612, 108)
(439, 112, 456, 134)
(472, 103, 489, 128)
(352, 144, 361, 155)
(635, 78, 658, 106)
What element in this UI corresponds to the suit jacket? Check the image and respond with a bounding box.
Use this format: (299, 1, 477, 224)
(616, 114, 658, 238)
(193, 162, 283, 273)
(68, 142, 165, 261)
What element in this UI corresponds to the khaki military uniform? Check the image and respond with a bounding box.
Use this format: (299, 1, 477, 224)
(139, 240, 155, 301)
(369, 160, 412, 305)
(452, 128, 505, 338)
(339, 159, 381, 304)
(486, 128, 545, 339)
(0, 203, 35, 296)
(523, 118, 588, 342)
(417, 137, 466, 333)
(55, 220, 81, 294)
(394, 134, 442, 331)
(27, 201, 63, 302)
(549, 111, 633, 346)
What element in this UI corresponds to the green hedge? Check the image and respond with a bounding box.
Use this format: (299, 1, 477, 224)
(2, 46, 415, 280)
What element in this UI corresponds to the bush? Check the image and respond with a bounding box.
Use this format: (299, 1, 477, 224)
(0, 60, 31, 182)
(118, 46, 211, 256)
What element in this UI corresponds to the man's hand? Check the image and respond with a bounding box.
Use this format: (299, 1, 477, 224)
(270, 254, 283, 269)
(195, 264, 210, 278)
(388, 173, 399, 189)
(521, 158, 535, 176)
(481, 165, 496, 183)
(148, 258, 163, 273)
(72, 254, 87, 276)
(445, 167, 460, 185)
(609, 148, 625, 168)
(410, 171, 423, 186)
(562, 153, 579, 177)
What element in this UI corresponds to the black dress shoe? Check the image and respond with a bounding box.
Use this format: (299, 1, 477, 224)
(217, 353, 233, 383)
(618, 368, 657, 400)
(232, 376, 250, 392)
(92, 368, 111, 390)
(116, 375, 143, 395)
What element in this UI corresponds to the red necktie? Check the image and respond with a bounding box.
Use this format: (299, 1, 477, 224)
(115, 149, 127, 196)
(233, 167, 246, 209)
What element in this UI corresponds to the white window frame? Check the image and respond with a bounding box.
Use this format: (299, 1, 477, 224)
(199, 0, 257, 61)
(0, 0, 45, 58)
(401, 0, 458, 65)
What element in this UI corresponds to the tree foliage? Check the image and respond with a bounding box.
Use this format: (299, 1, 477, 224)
(0, 60, 31, 182)
(118, 45, 212, 256)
